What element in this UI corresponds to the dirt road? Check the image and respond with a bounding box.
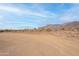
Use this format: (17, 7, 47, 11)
(0, 32, 79, 56)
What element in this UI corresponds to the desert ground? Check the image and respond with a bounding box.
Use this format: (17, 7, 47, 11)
(0, 31, 79, 56)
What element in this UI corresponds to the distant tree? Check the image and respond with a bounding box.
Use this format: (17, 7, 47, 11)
(34, 28, 37, 30)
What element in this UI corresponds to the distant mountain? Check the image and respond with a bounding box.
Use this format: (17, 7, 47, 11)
(39, 21, 79, 31)
(63, 21, 79, 30)
(63, 21, 79, 27)
(39, 24, 61, 30)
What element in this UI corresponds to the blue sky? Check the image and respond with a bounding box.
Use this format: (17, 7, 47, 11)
(0, 3, 79, 29)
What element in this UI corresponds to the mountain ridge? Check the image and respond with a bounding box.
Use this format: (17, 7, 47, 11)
(39, 21, 79, 31)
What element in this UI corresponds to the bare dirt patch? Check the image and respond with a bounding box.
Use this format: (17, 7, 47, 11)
(0, 32, 79, 56)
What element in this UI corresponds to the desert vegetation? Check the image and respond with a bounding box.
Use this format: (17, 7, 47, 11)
(0, 21, 79, 56)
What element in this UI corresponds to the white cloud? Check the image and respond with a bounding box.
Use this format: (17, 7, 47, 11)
(59, 4, 79, 22)
(0, 15, 3, 19)
(0, 16, 4, 28)
(0, 5, 22, 14)
(0, 15, 4, 22)
(0, 5, 56, 18)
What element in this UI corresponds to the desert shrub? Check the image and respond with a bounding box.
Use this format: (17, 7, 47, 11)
(75, 28, 79, 31)
(61, 28, 65, 30)
(0, 30, 4, 32)
(38, 29, 42, 32)
(5, 29, 10, 32)
(38, 29, 44, 32)
(33, 28, 37, 31)
(46, 28, 52, 32)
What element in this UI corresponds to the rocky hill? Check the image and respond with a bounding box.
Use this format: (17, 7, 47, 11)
(39, 21, 79, 31)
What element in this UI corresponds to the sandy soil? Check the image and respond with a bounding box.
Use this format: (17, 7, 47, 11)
(0, 32, 79, 56)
